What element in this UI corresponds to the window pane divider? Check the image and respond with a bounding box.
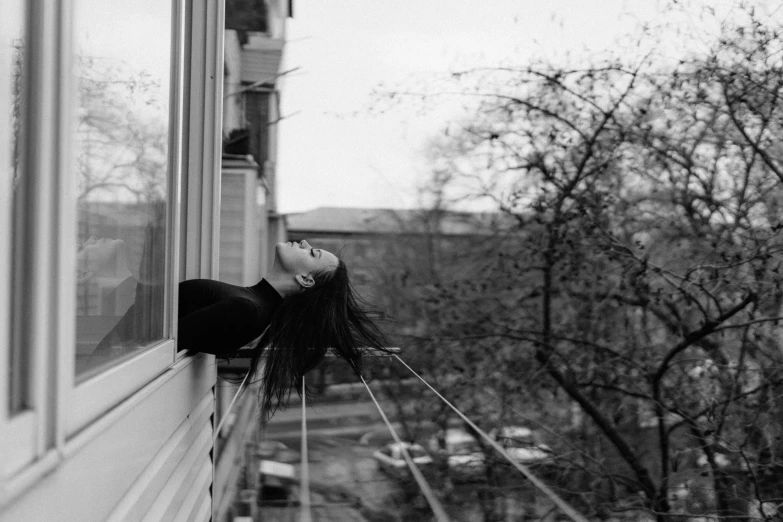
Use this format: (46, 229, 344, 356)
(54, 0, 76, 453)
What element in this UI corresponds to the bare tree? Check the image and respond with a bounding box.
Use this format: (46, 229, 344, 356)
(76, 55, 168, 204)
(375, 4, 783, 520)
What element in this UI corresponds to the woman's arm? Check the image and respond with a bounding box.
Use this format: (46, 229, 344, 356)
(177, 296, 261, 356)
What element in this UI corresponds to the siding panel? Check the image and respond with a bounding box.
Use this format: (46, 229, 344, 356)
(213, 389, 259, 521)
(0, 355, 215, 522)
(141, 422, 213, 522)
(193, 494, 212, 522)
(172, 458, 212, 522)
(106, 390, 214, 522)
(219, 168, 259, 286)
(219, 172, 245, 285)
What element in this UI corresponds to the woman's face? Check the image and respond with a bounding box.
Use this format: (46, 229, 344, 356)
(275, 239, 338, 278)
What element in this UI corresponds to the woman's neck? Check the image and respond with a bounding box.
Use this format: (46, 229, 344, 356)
(264, 264, 301, 299)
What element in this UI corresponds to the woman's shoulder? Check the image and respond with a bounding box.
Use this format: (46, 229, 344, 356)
(179, 278, 258, 308)
(180, 278, 244, 292)
(178, 279, 270, 322)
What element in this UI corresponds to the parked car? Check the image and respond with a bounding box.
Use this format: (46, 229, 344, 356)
(696, 451, 730, 469)
(491, 426, 553, 463)
(258, 460, 296, 507)
(373, 442, 433, 477)
(430, 428, 486, 481)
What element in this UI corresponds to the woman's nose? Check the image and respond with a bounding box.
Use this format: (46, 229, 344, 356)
(301, 240, 310, 248)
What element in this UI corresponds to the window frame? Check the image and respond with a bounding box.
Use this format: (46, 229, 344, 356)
(176, 0, 226, 362)
(0, 0, 52, 481)
(0, 0, 225, 494)
(61, 0, 189, 435)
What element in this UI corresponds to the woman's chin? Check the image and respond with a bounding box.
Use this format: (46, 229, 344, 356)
(272, 243, 287, 264)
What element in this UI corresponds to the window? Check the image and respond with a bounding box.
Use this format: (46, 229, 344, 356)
(0, 0, 224, 483)
(73, 0, 173, 380)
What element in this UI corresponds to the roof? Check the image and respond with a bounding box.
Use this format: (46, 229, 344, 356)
(285, 206, 508, 236)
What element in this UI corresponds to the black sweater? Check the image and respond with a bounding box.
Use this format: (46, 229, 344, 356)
(177, 278, 283, 356)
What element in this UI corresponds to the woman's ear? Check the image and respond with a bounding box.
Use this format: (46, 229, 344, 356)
(295, 273, 315, 289)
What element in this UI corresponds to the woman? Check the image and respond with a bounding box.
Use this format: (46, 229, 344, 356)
(178, 239, 388, 417)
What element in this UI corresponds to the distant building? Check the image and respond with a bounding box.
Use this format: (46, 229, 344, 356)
(286, 205, 504, 286)
(285, 206, 506, 387)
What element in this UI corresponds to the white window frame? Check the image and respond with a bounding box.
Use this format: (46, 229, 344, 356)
(0, 0, 225, 497)
(64, 0, 226, 432)
(176, 0, 226, 361)
(0, 0, 56, 482)
(61, 0, 189, 435)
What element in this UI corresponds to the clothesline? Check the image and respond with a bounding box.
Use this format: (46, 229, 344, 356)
(295, 356, 587, 522)
(212, 368, 250, 444)
(228, 346, 401, 359)
(359, 374, 450, 522)
(393, 355, 588, 522)
(214, 348, 588, 522)
(299, 377, 313, 522)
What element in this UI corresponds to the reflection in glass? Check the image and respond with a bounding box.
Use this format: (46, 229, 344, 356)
(3, 1, 27, 414)
(73, 0, 172, 379)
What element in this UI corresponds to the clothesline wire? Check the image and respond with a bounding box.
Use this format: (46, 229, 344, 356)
(299, 376, 313, 522)
(212, 342, 585, 522)
(213, 336, 387, 442)
(212, 368, 250, 444)
(393, 355, 588, 522)
(359, 374, 451, 522)
(212, 326, 270, 443)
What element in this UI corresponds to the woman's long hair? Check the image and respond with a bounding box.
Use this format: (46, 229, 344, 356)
(249, 260, 389, 419)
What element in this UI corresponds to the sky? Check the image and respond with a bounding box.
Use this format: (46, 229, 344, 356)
(275, 0, 672, 213)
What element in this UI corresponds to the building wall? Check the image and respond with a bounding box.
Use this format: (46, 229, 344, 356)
(0, 0, 294, 519)
(0, 0, 226, 520)
(212, 1, 292, 520)
(2, 357, 215, 522)
(287, 209, 493, 387)
(219, 163, 261, 286)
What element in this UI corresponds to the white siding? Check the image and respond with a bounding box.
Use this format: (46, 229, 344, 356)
(214, 386, 260, 522)
(0, 355, 216, 522)
(106, 387, 214, 521)
(219, 167, 260, 286)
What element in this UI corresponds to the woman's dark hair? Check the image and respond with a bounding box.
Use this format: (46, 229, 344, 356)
(248, 259, 388, 419)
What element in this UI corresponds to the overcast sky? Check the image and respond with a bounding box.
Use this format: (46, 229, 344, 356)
(274, 0, 748, 214)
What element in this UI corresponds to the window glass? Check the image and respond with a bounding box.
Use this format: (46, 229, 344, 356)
(73, 0, 171, 379)
(2, 0, 26, 414)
